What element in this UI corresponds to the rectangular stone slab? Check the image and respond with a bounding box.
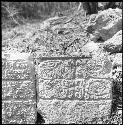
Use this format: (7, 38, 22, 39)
(2, 53, 34, 80)
(37, 99, 112, 124)
(2, 80, 36, 100)
(36, 57, 112, 124)
(2, 60, 34, 80)
(2, 100, 36, 124)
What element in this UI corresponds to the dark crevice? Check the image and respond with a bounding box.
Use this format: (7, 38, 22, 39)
(96, 36, 105, 43)
(35, 112, 45, 124)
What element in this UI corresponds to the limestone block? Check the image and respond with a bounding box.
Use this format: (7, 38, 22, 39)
(2, 81, 36, 100)
(103, 30, 122, 53)
(76, 56, 112, 79)
(37, 99, 112, 124)
(84, 78, 112, 100)
(2, 52, 34, 80)
(37, 79, 84, 100)
(2, 100, 36, 124)
(2, 60, 34, 80)
(37, 59, 75, 80)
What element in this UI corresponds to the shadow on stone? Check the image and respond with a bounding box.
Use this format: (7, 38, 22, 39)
(36, 112, 45, 124)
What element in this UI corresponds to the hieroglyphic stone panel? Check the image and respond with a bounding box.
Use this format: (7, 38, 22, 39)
(37, 59, 75, 80)
(2, 52, 36, 124)
(2, 59, 34, 80)
(84, 78, 112, 101)
(2, 81, 36, 100)
(76, 56, 112, 79)
(37, 79, 84, 100)
(36, 56, 112, 124)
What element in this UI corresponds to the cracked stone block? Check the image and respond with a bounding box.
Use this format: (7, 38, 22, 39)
(2, 100, 36, 124)
(2, 80, 36, 100)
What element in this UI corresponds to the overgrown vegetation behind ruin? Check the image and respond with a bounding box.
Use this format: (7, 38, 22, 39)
(2, 2, 80, 29)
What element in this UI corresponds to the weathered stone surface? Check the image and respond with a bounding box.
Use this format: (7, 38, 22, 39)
(36, 57, 112, 123)
(2, 52, 36, 124)
(2, 81, 36, 100)
(37, 79, 85, 100)
(2, 61, 34, 80)
(103, 30, 122, 53)
(109, 53, 122, 67)
(37, 78, 112, 101)
(113, 53, 122, 66)
(84, 78, 112, 100)
(87, 8, 122, 42)
(37, 99, 111, 124)
(112, 54, 122, 83)
(76, 55, 112, 79)
(37, 59, 75, 80)
(112, 66, 122, 83)
(2, 53, 34, 80)
(80, 41, 99, 57)
(2, 100, 36, 124)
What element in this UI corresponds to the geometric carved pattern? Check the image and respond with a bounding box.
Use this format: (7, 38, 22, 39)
(2, 59, 33, 80)
(76, 57, 112, 79)
(36, 56, 112, 123)
(37, 59, 75, 80)
(2, 81, 36, 100)
(84, 78, 112, 100)
(2, 53, 36, 124)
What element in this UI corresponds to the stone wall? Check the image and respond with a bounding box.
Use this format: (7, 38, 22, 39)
(35, 55, 112, 124)
(2, 8, 122, 124)
(2, 52, 36, 124)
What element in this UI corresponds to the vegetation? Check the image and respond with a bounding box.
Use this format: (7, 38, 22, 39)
(1, 2, 79, 29)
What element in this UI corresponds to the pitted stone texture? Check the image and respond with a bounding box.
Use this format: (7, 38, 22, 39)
(37, 59, 75, 80)
(37, 99, 112, 124)
(109, 53, 122, 67)
(87, 8, 122, 42)
(113, 53, 122, 66)
(103, 30, 122, 53)
(2, 81, 36, 100)
(2, 53, 34, 80)
(76, 55, 112, 79)
(2, 100, 36, 124)
(37, 79, 84, 100)
(2, 63, 34, 80)
(84, 78, 112, 100)
(36, 56, 112, 123)
(2, 52, 36, 124)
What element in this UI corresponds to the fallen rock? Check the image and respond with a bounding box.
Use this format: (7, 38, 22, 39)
(87, 8, 122, 42)
(103, 30, 122, 53)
